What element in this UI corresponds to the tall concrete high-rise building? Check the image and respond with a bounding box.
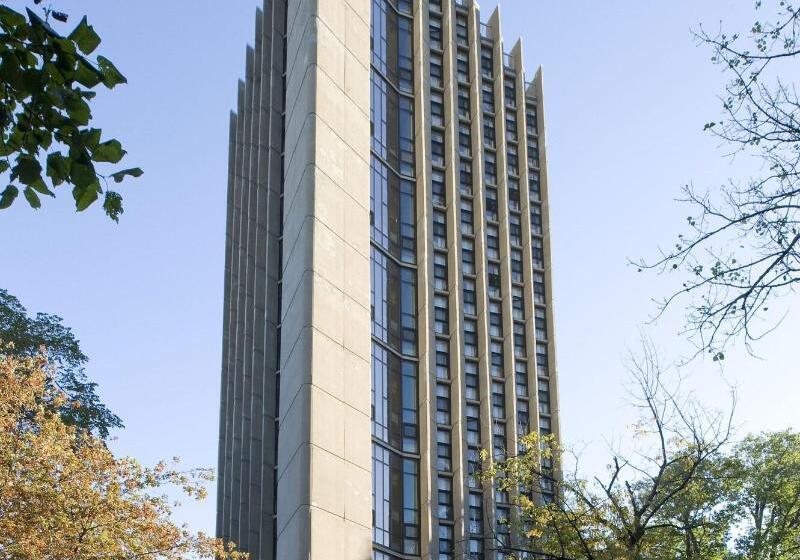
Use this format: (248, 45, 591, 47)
(216, 0, 561, 559)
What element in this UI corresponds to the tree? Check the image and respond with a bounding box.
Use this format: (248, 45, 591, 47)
(728, 431, 800, 560)
(0, 350, 245, 560)
(638, 1, 800, 359)
(0, 4, 141, 221)
(0, 288, 121, 438)
(481, 342, 735, 560)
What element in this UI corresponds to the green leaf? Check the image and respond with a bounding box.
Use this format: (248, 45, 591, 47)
(64, 95, 91, 125)
(70, 161, 97, 188)
(0, 6, 26, 28)
(0, 185, 19, 209)
(23, 186, 41, 209)
(73, 182, 100, 211)
(109, 167, 143, 183)
(91, 139, 125, 163)
(68, 16, 101, 55)
(29, 176, 53, 196)
(97, 56, 126, 88)
(14, 156, 42, 186)
(103, 191, 123, 222)
(74, 59, 103, 88)
(46, 153, 70, 186)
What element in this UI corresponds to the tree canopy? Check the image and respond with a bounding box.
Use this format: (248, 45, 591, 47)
(0, 4, 141, 220)
(0, 288, 120, 438)
(640, 0, 800, 360)
(0, 350, 244, 560)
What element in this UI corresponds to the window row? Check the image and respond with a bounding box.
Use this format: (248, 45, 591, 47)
(373, 443, 420, 555)
(372, 343, 418, 454)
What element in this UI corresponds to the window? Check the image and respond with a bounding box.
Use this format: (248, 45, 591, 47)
(481, 81, 494, 113)
(463, 277, 477, 316)
(460, 198, 474, 235)
(431, 89, 444, 126)
(514, 322, 526, 358)
(434, 294, 449, 335)
(456, 52, 470, 83)
(371, 0, 413, 92)
(532, 237, 544, 269)
(507, 143, 519, 176)
(486, 224, 500, 260)
(466, 404, 481, 446)
(529, 169, 540, 201)
(491, 380, 505, 419)
(487, 262, 501, 298)
(465, 360, 479, 400)
(432, 168, 445, 206)
(484, 152, 496, 185)
(431, 129, 445, 166)
(371, 249, 417, 355)
(485, 188, 498, 223)
(371, 156, 416, 263)
(429, 16, 443, 50)
(540, 415, 552, 433)
(436, 428, 452, 471)
(438, 524, 454, 560)
(436, 383, 451, 425)
(530, 203, 543, 235)
(372, 344, 418, 453)
(458, 86, 470, 119)
(496, 505, 511, 549)
(480, 47, 493, 77)
(510, 248, 523, 284)
(433, 251, 448, 291)
(505, 114, 518, 143)
(468, 537, 484, 560)
(483, 120, 495, 148)
(490, 340, 503, 377)
(464, 319, 478, 357)
(538, 379, 550, 414)
(511, 286, 524, 321)
(492, 422, 506, 460)
(371, 71, 415, 175)
(430, 52, 443, 88)
(517, 400, 530, 439)
(455, 14, 469, 46)
(489, 302, 502, 338)
(536, 343, 548, 377)
(504, 77, 516, 108)
(467, 447, 480, 488)
(462, 238, 475, 275)
(535, 307, 547, 341)
(372, 444, 419, 555)
(526, 103, 538, 136)
(459, 122, 472, 157)
(528, 137, 540, 168)
(437, 476, 453, 520)
(459, 160, 473, 194)
(539, 392, 551, 415)
(468, 493, 484, 535)
(508, 178, 520, 211)
(435, 338, 450, 380)
(515, 360, 528, 397)
(433, 209, 447, 248)
(533, 272, 546, 304)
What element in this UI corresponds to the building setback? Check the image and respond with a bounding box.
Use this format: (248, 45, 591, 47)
(216, 0, 561, 559)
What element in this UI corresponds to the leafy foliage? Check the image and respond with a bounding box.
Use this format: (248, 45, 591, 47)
(0, 5, 141, 221)
(0, 351, 245, 559)
(480, 347, 800, 560)
(639, 1, 800, 358)
(481, 344, 735, 560)
(0, 288, 121, 438)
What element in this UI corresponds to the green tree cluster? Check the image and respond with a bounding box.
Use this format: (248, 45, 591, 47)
(0, 4, 141, 220)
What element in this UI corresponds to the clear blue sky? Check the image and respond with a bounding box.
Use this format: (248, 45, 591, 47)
(2, 0, 798, 535)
